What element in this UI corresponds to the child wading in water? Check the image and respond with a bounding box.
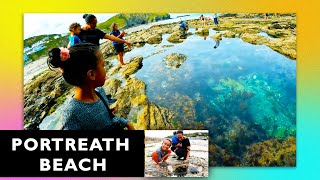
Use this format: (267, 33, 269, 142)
(47, 43, 135, 130)
(68, 23, 81, 48)
(110, 23, 126, 67)
(152, 139, 172, 169)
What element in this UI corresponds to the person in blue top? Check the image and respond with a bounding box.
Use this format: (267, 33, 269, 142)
(172, 131, 179, 145)
(67, 23, 81, 48)
(110, 23, 126, 67)
(179, 20, 188, 31)
(78, 14, 132, 47)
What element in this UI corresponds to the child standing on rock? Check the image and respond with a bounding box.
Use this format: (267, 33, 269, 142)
(200, 15, 206, 28)
(213, 13, 219, 27)
(110, 23, 127, 67)
(68, 23, 82, 48)
(152, 139, 172, 169)
(47, 43, 135, 130)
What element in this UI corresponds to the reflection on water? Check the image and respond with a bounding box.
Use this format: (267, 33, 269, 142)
(118, 30, 296, 131)
(213, 39, 220, 48)
(114, 28, 296, 144)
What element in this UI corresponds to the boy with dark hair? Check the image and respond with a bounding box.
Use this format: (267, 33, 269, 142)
(152, 139, 172, 169)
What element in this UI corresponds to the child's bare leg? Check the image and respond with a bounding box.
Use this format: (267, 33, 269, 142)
(118, 52, 125, 65)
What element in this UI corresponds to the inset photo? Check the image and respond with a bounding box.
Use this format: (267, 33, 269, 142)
(144, 130, 209, 177)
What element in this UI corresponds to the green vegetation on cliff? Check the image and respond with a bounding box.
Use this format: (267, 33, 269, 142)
(24, 34, 69, 63)
(97, 13, 170, 32)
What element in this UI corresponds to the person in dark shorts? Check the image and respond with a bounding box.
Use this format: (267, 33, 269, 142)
(78, 14, 132, 47)
(214, 13, 219, 27)
(171, 130, 191, 162)
(110, 23, 126, 66)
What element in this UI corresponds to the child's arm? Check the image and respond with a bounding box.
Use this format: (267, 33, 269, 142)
(126, 122, 135, 130)
(171, 143, 181, 152)
(118, 31, 125, 38)
(160, 150, 171, 162)
(185, 146, 191, 161)
(152, 151, 159, 163)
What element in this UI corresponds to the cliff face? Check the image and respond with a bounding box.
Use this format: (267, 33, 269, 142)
(97, 13, 171, 32)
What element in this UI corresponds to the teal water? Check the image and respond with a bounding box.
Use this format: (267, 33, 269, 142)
(110, 28, 296, 154)
(40, 27, 296, 164)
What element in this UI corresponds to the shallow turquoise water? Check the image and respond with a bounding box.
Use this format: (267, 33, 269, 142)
(113, 28, 296, 140)
(40, 27, 296, 164)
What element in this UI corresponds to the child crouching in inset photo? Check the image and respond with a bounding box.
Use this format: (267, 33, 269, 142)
(152, 139, 172, 169)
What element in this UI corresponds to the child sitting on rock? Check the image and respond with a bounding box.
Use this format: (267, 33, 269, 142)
(152, 139, 172, 169)
(47, 43, 135, 130)
(67, 23, 82, 48)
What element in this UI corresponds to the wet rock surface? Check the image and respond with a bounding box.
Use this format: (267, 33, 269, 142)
(163, 53, 187, 69)
(146, 34, 162, 44)
(109, 56, 143, 78)
(195, 28, 209, 37)
(167, 30, 188, 43)
(24, 70, 72, 129)
(208, 14, 296, 59)
(211, 32, 223, 40)
(105, 75, 174, 130)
